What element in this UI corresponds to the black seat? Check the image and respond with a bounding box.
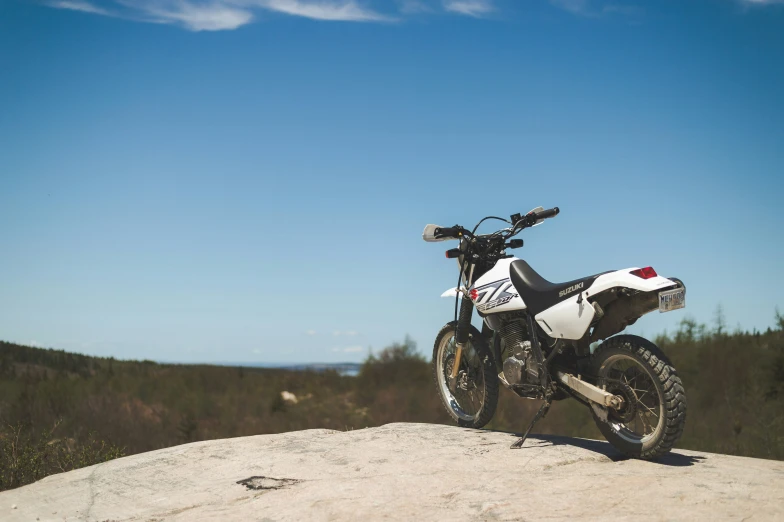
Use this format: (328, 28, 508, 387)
(510, 260, 608, 316)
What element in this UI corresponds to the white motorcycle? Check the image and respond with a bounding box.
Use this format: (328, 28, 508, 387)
(423, 207, 687, 458)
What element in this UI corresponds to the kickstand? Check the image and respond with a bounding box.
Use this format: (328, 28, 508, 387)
(510, 399, 552, 449)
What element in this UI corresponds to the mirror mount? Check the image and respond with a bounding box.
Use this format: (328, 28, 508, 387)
(527, 206, 545, 227)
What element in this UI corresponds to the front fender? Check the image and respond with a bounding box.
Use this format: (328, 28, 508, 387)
(441, 287, 458, 298)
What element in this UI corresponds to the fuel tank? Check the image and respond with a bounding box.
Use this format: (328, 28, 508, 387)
(469, 258, 527, 315)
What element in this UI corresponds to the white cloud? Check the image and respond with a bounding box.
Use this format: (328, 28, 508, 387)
(305, 330, 317, 336)
(140, 1, 255, 31)
(443, 0, 494, 17)
(252, 348, 261, 354)
(333, 330, 342, 336)
(48, 0, 393, 31)
(550, 0, 644, 18)
(44, 0, 784, 31)
(250, 0, 395, 21)
(48, 0, 113, 16)
(345, 330, 358, 336)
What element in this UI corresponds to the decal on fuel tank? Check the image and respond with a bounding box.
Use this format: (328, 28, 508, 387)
(470, 278, 519, 312)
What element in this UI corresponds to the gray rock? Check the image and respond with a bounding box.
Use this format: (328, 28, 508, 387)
(2, 422, 783, 521)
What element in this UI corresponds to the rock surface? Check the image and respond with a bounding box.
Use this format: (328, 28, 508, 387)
(2, 422, 783, 521)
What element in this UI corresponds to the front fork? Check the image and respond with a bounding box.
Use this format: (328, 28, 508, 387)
(449, 296, 475, 392)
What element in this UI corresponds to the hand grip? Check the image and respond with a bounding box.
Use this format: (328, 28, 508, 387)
(534, 207, 559, 220)
(435, 226, 461, 239)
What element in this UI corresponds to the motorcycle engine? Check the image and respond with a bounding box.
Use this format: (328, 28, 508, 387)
(502, 355, 526, 385)
(502, 341, 539, 386)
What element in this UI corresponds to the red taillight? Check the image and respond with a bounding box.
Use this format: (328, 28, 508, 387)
(630, 266, 658, 279)
(469, 289, 478, 301)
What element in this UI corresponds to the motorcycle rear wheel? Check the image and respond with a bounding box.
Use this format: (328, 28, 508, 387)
(432, 322, 498, 429)
(590, 335, 687, 459)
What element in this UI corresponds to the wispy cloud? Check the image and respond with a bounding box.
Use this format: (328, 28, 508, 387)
(51, 0, 763, 31)
(48, 0, 394, 30)
(442, 0, 494, 17)
(549, 0, 643, 19)
(48, 0, 113, 16)
(251, 0, 394, 21)
(51, 0, 255, 30)
(138, 1, 255, 31)
(305, 329, 317, 336)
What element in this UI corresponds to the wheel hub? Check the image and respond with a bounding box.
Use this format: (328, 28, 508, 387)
(444, 353, 475, 391)
(458, 371, 473, 391)
(607, 381, 637, 423)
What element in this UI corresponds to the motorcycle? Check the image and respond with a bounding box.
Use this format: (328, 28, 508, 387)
(423, 206, 687, 458)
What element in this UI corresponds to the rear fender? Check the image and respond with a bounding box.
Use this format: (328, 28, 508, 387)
(587, 269, 678, 298)
(588, 273, 686, 344)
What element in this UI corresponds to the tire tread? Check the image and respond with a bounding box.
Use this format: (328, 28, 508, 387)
(592, 334, 687, 459)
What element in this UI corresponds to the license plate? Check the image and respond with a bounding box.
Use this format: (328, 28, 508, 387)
(659, 287, 685, 313)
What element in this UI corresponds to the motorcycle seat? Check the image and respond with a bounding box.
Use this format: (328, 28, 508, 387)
(510, 260, 609, 317)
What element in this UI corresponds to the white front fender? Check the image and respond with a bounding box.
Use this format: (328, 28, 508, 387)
(441, 287, 459, 298)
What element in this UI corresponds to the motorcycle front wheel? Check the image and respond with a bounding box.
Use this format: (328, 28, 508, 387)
(590, 335, 687, 459)
(432, 322, 498, 429)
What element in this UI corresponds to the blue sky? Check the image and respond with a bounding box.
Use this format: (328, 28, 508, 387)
(1, 0, 782, 363)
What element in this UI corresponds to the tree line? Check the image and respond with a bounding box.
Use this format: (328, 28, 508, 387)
(1, 311, 782, 491)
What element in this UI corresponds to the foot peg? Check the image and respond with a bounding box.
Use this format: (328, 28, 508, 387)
(511, 399, 552, 449)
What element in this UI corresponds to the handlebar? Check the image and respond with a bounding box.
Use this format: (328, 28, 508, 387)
(532, 207, 559, 221)
(426, 205, 560, 245)
(434, 226, 462, 239)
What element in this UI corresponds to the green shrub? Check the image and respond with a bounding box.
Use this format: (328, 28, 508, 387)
(0, 421, 124, 491)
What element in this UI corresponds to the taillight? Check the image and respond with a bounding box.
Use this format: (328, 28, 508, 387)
(630, 267, 657, 279)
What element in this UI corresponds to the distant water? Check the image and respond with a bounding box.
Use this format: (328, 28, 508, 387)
(209, 362, 361, 377)
(265, 363, 361, 377)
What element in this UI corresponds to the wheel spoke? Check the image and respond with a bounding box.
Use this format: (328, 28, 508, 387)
(438, 335, 488, 419)
(639, 402, 659, 418)
(601, 353, 663, 441)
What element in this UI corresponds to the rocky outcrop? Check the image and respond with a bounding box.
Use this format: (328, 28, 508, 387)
(2, 423, 783, 521)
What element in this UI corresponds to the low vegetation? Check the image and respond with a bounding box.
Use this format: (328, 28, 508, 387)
(1, 311, 782, 491)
